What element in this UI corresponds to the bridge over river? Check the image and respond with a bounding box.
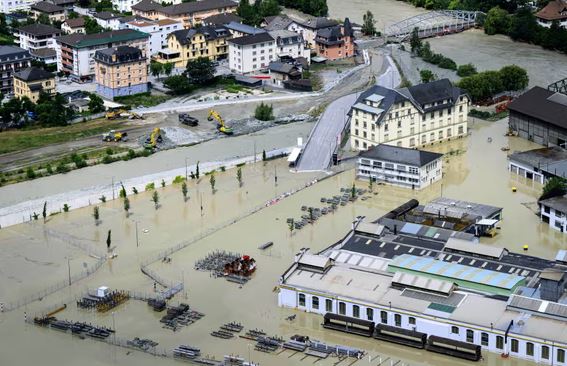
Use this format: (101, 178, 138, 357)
(385, 10, 484, 42)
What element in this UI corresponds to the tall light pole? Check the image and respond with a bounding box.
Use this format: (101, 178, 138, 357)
(111, 176, 115, 200)
(67, 257, 71, 286)
(185, 157, 188, 180)
(111, 312, 116, 343)
(135, 221, 139, 247)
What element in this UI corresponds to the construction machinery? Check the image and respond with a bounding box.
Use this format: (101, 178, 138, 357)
(207, 109, 233, 135)
(106, 109, 144, 120)
(102, 130, 128, 142)
(144, 127, 162, 149)
(179, 113, 199, 127)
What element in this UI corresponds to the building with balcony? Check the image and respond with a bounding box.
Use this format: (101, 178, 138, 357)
(15, 24, 61, 65)
(268, 29, 310, 62)
(540, 195, 567, 233)
(287, 17, 338, 48)
(536, 0, 567, 28)
(224, 21, 265, 38)
(350, 79, 469, 151)
(156, 0, 238, 28)
(228, 32, 275, 74)
(155, 25, 230, 67)
(0, 46, 32, 95)
(94, 45, 148, 99)
(55, 29, 149, 81)
(314, 18, 355, 61)
(123, 18, 182, 55)
(31, 1, 66, 23)
(13, 67, 56, 102)
(62, 17, 86, 34)
(357, 144, 443, 189)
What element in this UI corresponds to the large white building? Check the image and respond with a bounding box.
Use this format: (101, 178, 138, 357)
(228, 32, 275, 74)
(540, 195, 567, 233)
(15, 24, 61, 65)
(123, 18, 182, 55)
(268, 29, 310, 62)
(350, 79, 470, 151)
(278, 217, 567, 365)
(1, 0, 36, 14)
(357, 144, 443, 190)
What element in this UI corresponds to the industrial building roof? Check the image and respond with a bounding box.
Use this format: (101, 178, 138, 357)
(392, 271, 455, 295)
(444, 237, 507, 260)
(540, 194, 567, 213)
(388, 254, 525, 291)
(508, 86, 567, 130)
(359, 144, 443, 167)
(422, 197, 502, 220)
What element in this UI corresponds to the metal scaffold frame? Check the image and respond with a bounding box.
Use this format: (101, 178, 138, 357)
(385, 10, 484, 42)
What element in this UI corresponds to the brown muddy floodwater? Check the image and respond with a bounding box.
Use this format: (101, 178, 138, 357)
(0, 118, 563, 366)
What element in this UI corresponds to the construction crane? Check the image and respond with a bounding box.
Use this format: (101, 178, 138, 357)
(207, 109, 233, 135)
(144, 127, 162, 149)
(102, 130, 128, 142)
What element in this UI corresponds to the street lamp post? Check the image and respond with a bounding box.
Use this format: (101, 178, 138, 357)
(111, 311, 116, 342)
(135, 221, 139, 247)
(67, 257, 71, 286)
(185, 157, 188, 180)
(111, 176, 115, 200)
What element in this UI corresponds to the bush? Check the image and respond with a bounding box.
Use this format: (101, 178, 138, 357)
(437, 57, 457, 70)
(469, 109, 491, 119)
(540, 177, 567, 202)
(26, 167, 36, 179)
(254, 102, 274, 121)
(56, 162, 69, 174)
(457, 63, 478, 77)
(172, 175, 185, 184)
(145, 182, 155, 191)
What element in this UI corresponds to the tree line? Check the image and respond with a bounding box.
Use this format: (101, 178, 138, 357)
(277, 0, 328, 17)
(0, 92, 75, 130)
(237, 0, 281, 26)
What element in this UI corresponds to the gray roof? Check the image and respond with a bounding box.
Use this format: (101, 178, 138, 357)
(94, 45, 144, 64)
(268, 61, 299, 75)
(17, 24, 61, 36)
(202, 12, 241, 25)
(509, 147, 567, 179)
(508, 86, 567, 131)
(359, 144, 443, 167)
(132, 0, 162, 11)
(295, 17, 338, 29)
(540, 195, 567, 213)
(316, 26, 344, 46)
(13, 67, 54, 81)
(31, 1, 64, 13)
(160, 0, 237, 16)
(30, 48, 57, 58)
(263, 15, 293, 31)
(424, 197, 502, 220)
(64, 17, 86, 28)
(228, 32, 274, 46)
(406, 78, 464, 109)
(95, 11, 122, 20)
(268, 29, 302, 45)
(171, 25, 229, 45)
(225, 21, 266, 35)
(0, 46, 31, 61)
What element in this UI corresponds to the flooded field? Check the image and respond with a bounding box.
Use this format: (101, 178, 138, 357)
(0, 115, 562, 366)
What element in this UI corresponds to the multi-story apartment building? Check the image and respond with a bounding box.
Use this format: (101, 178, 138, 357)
(56, 29, 149, 81)
(357, 144, 443, 189)
(31, 1, 66, 23)
(350, 79, 469, 151)
(93, 11, 124, 30)
(228, 32, 275, 74)
(0, 46, 32, 95)
(15, 24, 61, 65)
(132, 0, 163, 20)
(156, 25, 230, 67)
(123, 18, 182, 55)
(94, 46, 148, 99)
(287, 17, 338, 48)
(314, 18, 355, 61)
(156, 0, 238, 28)
(115, 0, 180, 13)
(540, 195, 567, 233)
(61, 17, 86, 34)
(1, 0, 36, 13)
(268, 29, 310, 62)
(13, 67, 56, 102)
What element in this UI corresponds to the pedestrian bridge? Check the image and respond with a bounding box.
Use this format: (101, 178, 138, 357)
(385, 10, 484, 42)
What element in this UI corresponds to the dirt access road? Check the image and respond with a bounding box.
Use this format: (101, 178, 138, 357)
(0, 47, 384, 172)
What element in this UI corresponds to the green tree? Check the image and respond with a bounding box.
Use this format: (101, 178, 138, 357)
(236, 166, 243, 187)
(540, 177, 567, 201)
(254, 102, 274, 121)
(163, 62, 174, 77)
(185, 57, 215, 85)
(36, 14, 51, 25)
(93, 206, 100, 224)
(26, 167, 36, 179)
(123, 196, 130, 216)
(368, 176, 373, 192)
(84, 17, 104, 34)
(209, 172, 216, 193)
(457, 63, 478, 77)
(106, 229, 112, 249)
(483, 7, 510, 35)
(410, 27, 422, 53)
(181, 181, 188, 201)
(419, 69, 436, 83)
(161, 179, 166, 188)
(42, 201, 47, 222)
(35, 93, 73, 126)
(63, 204, 70, 212)
(119, 184, 127, 198)
(508, 7, 538, 42)
(237, 0, 256, 25)
(499, 65, 528, 91)
(260, 0, 280, 17)
(196, 161, 200, 178)
(288, 218, 294, 235)
(362, 10, 376, 36)
(163, 75, 194, 95)
(351, 183, 356, 199)
(150, 61, 163, 80)
(152, 190, 159, 209)
(262, 150, 267, 161)
(88, 93, 105, 113)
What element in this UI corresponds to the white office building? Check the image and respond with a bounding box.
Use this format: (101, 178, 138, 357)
(540, 195, 567, 233)
(357, 144, 443, 189)
(228, 32, 275, 74)
(123, 18, 182, 55)
(268, 29, 310, 62)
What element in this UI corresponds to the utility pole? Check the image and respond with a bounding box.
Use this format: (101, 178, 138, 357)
(135, 221, 139, 247)
(111, 176, 115, 200)
(67, 257, 71, 286)
(185, 157, 188, 180)
(253, 141, 257, 163)
(200, 193, 203, 217)
(274, 165, 277, 186)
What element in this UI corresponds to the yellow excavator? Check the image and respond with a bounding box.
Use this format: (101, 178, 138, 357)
(106, 109, 144, 120)
(207, 109, 233, 135)
(102, 130, 128, 142)
(144, 127, 163, 149)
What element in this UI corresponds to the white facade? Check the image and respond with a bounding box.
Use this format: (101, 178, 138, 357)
(1, 0, 36, 13)
(541, 200, 567, 233)
(357, 155, 442, 190)
(228, 39, 276, 74)
(61, 23, 85, 35)
(508, 160, 545, 184)
(287, 22, 316, 47)
(112, 0, 138, 12)
(269, 30, 310, 62)
(94, 15, 122, 30)
(350, 83, 469, 151)
(123, 19, 182, 55)
(537, 18, 567, 28)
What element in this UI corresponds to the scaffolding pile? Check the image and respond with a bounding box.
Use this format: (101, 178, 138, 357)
(33, 316, 114, 339)
(77, 290, 129, 312)
(160, 303, 204, 331)
(195, 251, 257, 285)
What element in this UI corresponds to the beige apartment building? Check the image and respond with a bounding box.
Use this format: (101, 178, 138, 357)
(350, 79, 469, 151)
(94, 46, 148, 100)
(13, 67, 56, 102)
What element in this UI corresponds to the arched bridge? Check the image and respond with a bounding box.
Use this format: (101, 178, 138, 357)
(385, 10, 484, 42)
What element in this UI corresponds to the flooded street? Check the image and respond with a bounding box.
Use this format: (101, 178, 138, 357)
(0, 116, 563, 366)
